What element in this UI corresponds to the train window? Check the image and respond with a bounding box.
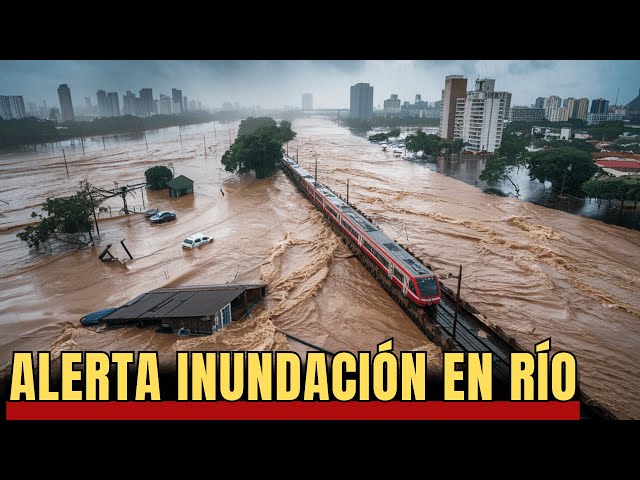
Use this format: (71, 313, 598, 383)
(393, 269, 404, 283)
(417, 277, 439, 297)
(409, 282, 416, 294)
(373, 250, 389, 269)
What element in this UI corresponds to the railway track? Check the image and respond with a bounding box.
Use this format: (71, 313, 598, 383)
(281, 157, 616, 419)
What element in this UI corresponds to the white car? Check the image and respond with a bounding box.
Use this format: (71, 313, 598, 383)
(182, 232, 214, 249)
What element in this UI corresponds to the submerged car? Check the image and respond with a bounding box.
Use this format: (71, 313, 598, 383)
(149, 211, 177, 224)
(80, 307, 119, 326)
(144, 208, 159, 218)
(182, 232, 214, 249)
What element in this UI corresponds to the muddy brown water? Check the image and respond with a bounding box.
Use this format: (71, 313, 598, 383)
(1, 117, 639, 418)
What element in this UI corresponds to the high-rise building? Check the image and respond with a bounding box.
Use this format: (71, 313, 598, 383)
(122, 91, 135, 116)
(57, 84, 74, 122)
(134, 97, 145, 117)
(302, 93, 313, 110)
(172, 88, 183, 114)
(183, 96, 188, 112)
(349, 83, 374, 121)
(96, 90, 109, 117)
(590, 98, 609, 114)
(509, 106, 545, 122)
(383, 94, 401, 115)
(26, 101, 37, 117)
(189, 99, 196, 111)
(544, 95, 562, 121)
(439, 75, 468, 139)
(139, 88, 153, 117)
(159, 94, 172, 114)
(574, 98, 589, 121)
(535, 97, 545, 108)
(152, 99, 159, 115)
(453, 78, 511, 153)
(107, 92, 120, 117)
(197, 100, 203, 111)
(1, 95, 26, 119)
(564, 97, 577, 119)
(0, 96, 12, 119)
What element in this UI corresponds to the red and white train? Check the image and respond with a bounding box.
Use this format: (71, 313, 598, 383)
(282, 155, 441, 307)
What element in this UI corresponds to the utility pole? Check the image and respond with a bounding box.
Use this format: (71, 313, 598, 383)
(347, 178, 350, 204)
(314, 153, 319, 186)
(452, 265, 462, 339)
(296, 148, 299, 164)
(204, 135, 207, 157)
(89, 190, 99, 236)
(62, 149, 69, 179)
(179, 125, 183, 149)
(144, 131, 148, 152)
(102, 136, 106, 150)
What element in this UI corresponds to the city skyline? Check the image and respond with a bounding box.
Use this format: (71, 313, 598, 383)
(1, 60, 639, 110)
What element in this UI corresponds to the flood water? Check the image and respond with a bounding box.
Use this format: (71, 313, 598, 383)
(412, 152, 640, 231)
(1, 117, 640, 419)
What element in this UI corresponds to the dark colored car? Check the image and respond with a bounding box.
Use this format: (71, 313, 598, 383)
(144, 208, 159, 218)
(80, 307, 119, 326)
(149, 211, 177, 224)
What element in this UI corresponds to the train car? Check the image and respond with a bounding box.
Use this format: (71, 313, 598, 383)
(282, 155, 441, 310)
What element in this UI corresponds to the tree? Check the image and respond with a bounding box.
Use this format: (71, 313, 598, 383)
(405, 131, 443, 156)
(582, 177, 640, 208)
(145, 165, 173, 190)
(221, 126, 285, 179)
(279, 120, 296, 143)
(528, 147, 598, 195)
(17, 181, 94, 248)
(237, 117, 277, 136)
(479, 135, 529, 195)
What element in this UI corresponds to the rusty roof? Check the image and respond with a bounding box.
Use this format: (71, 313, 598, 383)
(104, 284, 266, 320)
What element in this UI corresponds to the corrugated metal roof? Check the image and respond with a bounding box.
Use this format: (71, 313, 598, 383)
(166, 175, 194, 189)
(105, 284, 265, 320)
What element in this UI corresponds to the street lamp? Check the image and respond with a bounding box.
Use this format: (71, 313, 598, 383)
(560, 164, 572, 197)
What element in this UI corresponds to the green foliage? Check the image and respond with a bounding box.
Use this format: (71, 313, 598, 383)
(588, 121, 625, 142)
(222, 126, 286, 179)
(17, 182, 94, 248)
(144, 165, 174, 190)
(279, 120, 296, 143)
(582, 177, 640, 203)
(237, 117, 277, 136)
(479, 135, 529, 194)
(528, 148, 598, 194)
(368, 128, 402, 143)
(404, 130, 465, 156)
(0, 112, 240, 148)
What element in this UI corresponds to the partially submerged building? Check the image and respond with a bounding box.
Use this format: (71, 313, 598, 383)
(102, 284, 266, 335)
(166, 175, 194, 197)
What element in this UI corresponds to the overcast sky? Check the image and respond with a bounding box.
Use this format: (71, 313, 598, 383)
(1, 60, 638, 110)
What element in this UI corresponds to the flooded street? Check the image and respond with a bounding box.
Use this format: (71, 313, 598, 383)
(1, 117, 640, 418)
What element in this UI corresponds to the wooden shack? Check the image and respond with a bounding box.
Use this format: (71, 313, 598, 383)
(166, 175, 194, 197)
(103, 284, 267, 335)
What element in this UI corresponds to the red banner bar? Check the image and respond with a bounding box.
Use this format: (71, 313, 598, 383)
(6, 401, 580, 420)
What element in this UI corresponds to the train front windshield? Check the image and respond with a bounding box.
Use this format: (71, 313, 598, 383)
(417, 277, 439, 298)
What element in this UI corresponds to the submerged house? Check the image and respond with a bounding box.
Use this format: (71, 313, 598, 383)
(166, 175, 194, 197)
(102, 284, 267, 335)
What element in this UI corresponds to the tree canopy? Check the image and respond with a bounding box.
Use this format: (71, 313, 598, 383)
(404, 130, 466, 157)
(222, 121, 294, 179)
(479, 134, 529, 195)
(582, 177, 640, 206)
(528, 147, 598, 194)
(17, 181, 94, 248)
(145, 165, 174, 190)
(237, 117, 278, 136)
(368, 128, 401, 143)
(0, 112, 237, 148)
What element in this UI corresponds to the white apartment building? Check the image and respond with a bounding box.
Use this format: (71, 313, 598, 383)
(453, 78, 511, 153)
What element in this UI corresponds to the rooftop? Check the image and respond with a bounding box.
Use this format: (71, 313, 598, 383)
(166, 175, 194, 189)
(104, 284, 266, 321)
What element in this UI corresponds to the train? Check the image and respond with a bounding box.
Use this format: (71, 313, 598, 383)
(281, 155, 441, 313)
